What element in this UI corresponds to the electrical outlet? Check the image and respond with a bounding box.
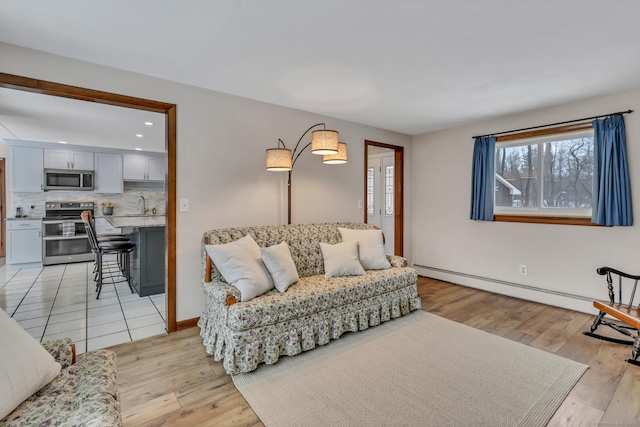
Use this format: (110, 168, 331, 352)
(357, 199, 363, 209)
(519, 264, 527, 276)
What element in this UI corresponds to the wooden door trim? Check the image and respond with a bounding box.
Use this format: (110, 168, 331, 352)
(364, 140, 404, 256)
(0, 72, 178, 332)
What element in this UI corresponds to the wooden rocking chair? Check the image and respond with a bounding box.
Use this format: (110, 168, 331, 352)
(584, 266, 640, 366)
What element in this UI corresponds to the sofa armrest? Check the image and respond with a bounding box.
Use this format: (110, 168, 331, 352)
(204, 280, 242, 306)
(387, 255, 408, 268)
(41, 338, 76, 368)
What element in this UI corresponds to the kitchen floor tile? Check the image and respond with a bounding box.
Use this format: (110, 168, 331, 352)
(120, 298, 154, 310)
(13, 307, 53, 320)
(74, 340, 87, 355)
(123, 305, 158, 319)
(22, 294, 57, 304)
(88, 320, 128, 339)
(48, 310, 87, 324)
(52, 296, 87, 306)
(16, 316, 49, 330)
(17, 301, 55, 312)
(51, 302, 87, 315)
(6, 262, 168, 353)
(87, 311, 125, 327)
(126, 313, 165, 330)
(43, 327, 86, 343)
(116, 293, 141, 303)
(87, 331, 131, 351)
(0, 302, 20, 314)
(24, 325, 46, 339)
(88, 304, 123, 316)
(87, 296, 119, 308)
(43, 318, 87, 336)
(130, 323, 167, 341)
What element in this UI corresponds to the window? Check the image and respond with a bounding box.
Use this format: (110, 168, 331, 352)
(494, 129, 594, 218)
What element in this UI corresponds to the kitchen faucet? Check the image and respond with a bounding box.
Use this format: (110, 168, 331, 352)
(138, 195, 148, 215)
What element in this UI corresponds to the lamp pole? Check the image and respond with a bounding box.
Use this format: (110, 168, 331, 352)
(285, 123, 328, 224)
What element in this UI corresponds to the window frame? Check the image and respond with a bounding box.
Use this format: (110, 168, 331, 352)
(492, 123, 601, 226)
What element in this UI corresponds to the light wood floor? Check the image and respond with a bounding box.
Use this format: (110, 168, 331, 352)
(111, 277, 640, 426)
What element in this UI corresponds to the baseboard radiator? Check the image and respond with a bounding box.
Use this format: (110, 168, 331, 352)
(413, 264, 593, 303)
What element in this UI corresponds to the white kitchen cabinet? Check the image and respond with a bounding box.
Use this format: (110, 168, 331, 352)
(7, 220, 42, 265)
(45, 149, 94, 170)
(10, 146, 44, 192)
(147, 157, 165, 181)
(122, 155, 146, 180)
(123, 154, 165, 181)
(94, 152, 123, 193)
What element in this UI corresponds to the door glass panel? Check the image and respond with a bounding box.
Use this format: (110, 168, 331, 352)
(385, 165, 394, 215)
(367, 167, 375, 215)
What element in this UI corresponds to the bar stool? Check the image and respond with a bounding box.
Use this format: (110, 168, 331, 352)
(84, 211, 130, 280)
(81, 211, 136, 299)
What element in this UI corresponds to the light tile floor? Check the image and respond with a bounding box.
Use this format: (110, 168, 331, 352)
(0, 261, 167, 354)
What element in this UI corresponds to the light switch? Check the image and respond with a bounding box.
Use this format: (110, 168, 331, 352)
(179, 198, 190, 212)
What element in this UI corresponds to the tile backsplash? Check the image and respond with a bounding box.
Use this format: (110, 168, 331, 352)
(12, 188, 166, 218)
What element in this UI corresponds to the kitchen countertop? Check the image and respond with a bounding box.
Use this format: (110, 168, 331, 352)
(6, 217, 44, 221)
(104, 215, 166, 228)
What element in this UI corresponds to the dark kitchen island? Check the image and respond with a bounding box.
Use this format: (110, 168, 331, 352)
(106, 216, 166, 297)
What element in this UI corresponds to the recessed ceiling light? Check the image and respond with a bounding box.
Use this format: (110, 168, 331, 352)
(144, 122, 153, 126)
(134, 148, 143, 151)
(136, 134, 143, 138)
(58, 140, 68, 144)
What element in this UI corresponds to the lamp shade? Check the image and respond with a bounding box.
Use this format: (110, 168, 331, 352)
(323, 142, 348, 164)
(311, 129, 339, 155)
(266, 148, 292, 171)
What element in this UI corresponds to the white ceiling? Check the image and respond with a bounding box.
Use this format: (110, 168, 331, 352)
(0, 1, 639, 137)
(0, 88, 165, 151)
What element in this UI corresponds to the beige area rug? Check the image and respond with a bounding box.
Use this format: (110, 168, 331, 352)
(233, 310, 588, 427)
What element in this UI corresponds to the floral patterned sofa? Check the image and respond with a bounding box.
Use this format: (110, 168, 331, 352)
(1, 339, 121, 427)
(198, 222, 422, 375)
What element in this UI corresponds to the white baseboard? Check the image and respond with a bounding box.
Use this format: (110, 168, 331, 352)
(413, 264, 596, 315)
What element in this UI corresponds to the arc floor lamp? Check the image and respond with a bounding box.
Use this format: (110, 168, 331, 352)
(266, 123, 348, 224)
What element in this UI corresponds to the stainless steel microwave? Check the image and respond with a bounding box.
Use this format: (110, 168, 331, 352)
(43, 169, 95, 191)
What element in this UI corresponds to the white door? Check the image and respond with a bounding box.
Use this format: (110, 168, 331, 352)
(367, 151, 395, 255)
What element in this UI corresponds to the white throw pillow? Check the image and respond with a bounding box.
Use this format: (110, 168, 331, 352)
(261, 241, 299, 293)
(339, 227, 391, 270)
(320, 241, 366, 278)
(205, 234, 274, 302)
(0, 308, 62, 420)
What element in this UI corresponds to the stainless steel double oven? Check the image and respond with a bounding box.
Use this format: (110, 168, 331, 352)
(42, 202, 95, 265)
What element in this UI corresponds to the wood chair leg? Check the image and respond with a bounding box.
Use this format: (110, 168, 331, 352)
(590, 311, 605, 333)
(627, 335, 640, 366)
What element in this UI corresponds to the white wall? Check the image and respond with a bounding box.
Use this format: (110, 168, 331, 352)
(0, 42, 412, 321)
(412, 87, 640, 313)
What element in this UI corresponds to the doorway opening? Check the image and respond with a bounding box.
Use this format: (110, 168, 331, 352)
(0, 72, 178, 332)
(0, 158, 5, 259)
(364, 140, 404, 256)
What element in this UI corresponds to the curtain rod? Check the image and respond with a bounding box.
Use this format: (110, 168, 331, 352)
(471, 109, 633, 140)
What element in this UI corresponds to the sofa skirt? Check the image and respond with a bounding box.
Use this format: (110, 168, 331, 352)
(198, 285, 422, 375)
